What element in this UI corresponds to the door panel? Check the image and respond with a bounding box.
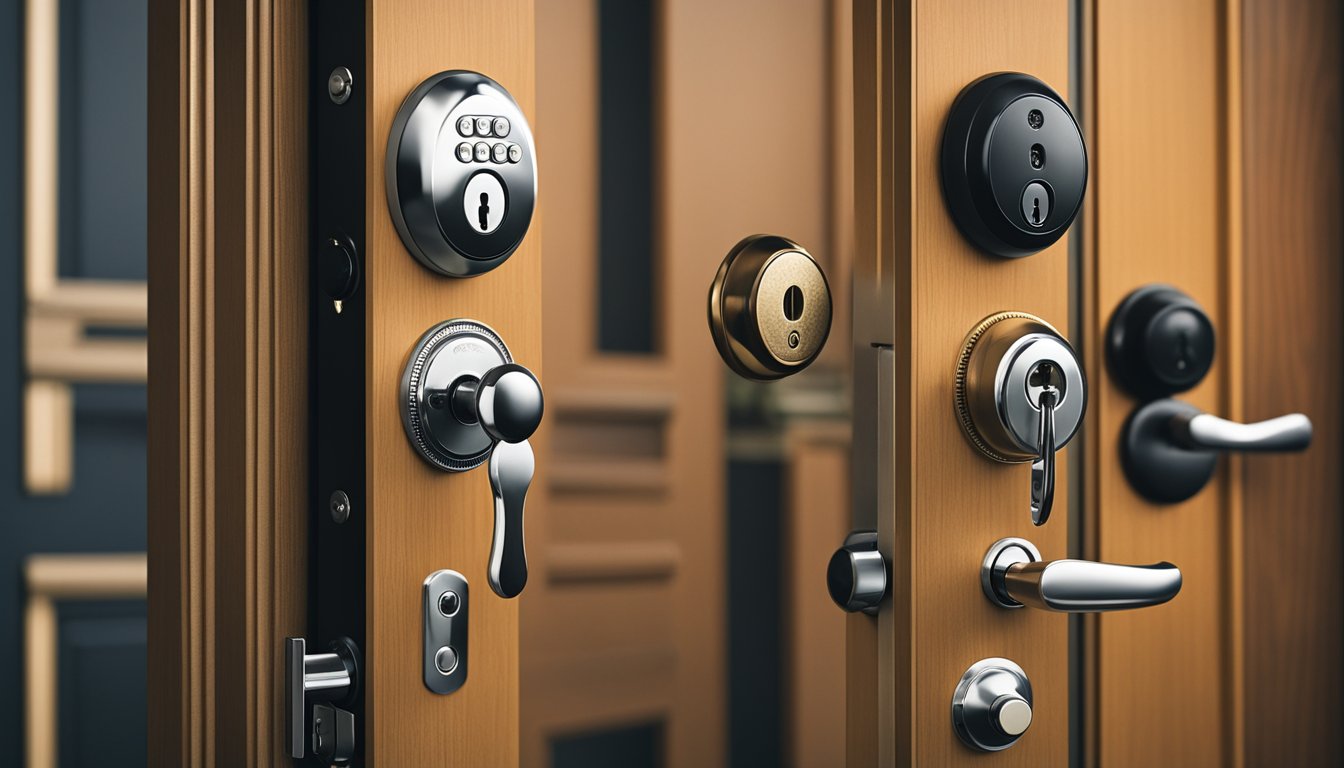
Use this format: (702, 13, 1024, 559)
(1083, 1, 1239, 764)
(365, 2, 538, 764)
(852, 0, 1073, 763)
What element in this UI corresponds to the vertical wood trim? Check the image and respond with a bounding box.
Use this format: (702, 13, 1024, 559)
(149, 1, 307, 764)
(1240, 0, 1343, 764)
(23, 596, 55, 768)
(1217, 0, 1246, 764)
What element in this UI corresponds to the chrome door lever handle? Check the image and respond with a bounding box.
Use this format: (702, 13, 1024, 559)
(1170, 411, 1313, 452)
(1123, 398, 1313, 503)
(981, 538, 1182, 611)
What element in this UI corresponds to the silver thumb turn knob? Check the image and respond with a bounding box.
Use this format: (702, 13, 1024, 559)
(827, 530, 887, 615)
(952, 657, 1034, 752)
(981, 537, 1182, 611)
(450, 363, 544, 444)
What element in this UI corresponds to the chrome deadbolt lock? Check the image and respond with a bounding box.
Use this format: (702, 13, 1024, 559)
(708, 234, 832, 380)
(952, 658, 1034, 752)
(401, 319, 541, 598)
(387, 71, 537, 277)
(955, 312, 1086, 525)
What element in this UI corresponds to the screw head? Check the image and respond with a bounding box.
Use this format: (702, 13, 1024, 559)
(329, 490, 351, 524)
(328, 67, 353, 105)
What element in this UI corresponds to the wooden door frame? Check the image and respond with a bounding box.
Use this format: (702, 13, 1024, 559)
(148, 1, 309, 764)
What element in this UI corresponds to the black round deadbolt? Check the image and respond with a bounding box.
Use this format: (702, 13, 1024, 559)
(940, 72, 1088, 258)
(1106, 284, 1216, 400)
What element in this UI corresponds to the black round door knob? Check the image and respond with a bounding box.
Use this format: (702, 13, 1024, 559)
(1106, 285, 1216, 400)
(940, 72, 1088, 258)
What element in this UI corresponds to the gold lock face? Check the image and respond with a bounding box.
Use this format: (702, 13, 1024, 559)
(708, 235, 832, 380)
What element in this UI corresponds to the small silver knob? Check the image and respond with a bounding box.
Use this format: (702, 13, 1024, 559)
(827, 530, 887, 615)
(450, 363, 544, 444)
(952, 658, 1034, 751)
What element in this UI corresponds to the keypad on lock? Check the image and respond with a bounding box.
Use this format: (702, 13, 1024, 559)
(455, 114, 522, 165)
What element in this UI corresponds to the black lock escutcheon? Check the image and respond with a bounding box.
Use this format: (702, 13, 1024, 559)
(941, 72, 1088, 258)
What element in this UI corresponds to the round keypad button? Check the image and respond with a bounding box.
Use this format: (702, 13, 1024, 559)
(492, 117, 510, 137)
(491, 143, 509, 163)
(456, 116, 474, 137)
(507, 144, 522, 163)
(474, 116, 492, 136)
(473, 142, 490, 162)
(456, 142, 473, 163)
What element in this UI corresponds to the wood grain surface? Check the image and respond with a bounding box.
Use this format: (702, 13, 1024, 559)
(853, 0, 1072, 764)
(365, 1, 537, 765)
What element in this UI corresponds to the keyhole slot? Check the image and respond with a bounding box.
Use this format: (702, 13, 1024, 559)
(1031, 198, 1042, 225)
(478, 192, 491, 231)
(783, 285, 805, 321)
(1025, 360, 1067, 409)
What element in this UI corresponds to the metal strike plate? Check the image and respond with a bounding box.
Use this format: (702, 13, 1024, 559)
(386, 70, 538, 277)
(423, 570, 469, 694)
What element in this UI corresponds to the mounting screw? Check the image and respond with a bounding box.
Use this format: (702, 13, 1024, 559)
(328, 67, 353, 105)
(329, 490, 351, 524)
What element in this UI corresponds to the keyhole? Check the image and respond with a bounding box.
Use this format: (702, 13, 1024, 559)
(783, 285, 804, 321)
(1175, 330, 1192, 371)
(478, 192, 491, 231)
(1031, 198, 1042, 225)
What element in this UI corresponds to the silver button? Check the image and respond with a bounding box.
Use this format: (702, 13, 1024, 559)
(473, 142, 490, 163)
(507, 144, 522, 163)
(463, 172, 507, 234)
(492, 117, 510, 137)
(434, 646, 459, 675)
(456, 116, 474, 137)
(475, 116, 493, 137)
(491, 143, 509, 163)
(455, 142, 473, 163)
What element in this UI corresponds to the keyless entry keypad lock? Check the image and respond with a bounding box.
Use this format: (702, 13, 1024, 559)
(708, 234, 832, 380)
(941, 73, 1087, 258)
(401, 320, 541, 597)
(387, 71, 537, 277)
(955, 312, 1086, 525)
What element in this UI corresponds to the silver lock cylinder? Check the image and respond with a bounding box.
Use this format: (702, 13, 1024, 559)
(954, 312, 1086, 525)
(386, 70, 537, 277)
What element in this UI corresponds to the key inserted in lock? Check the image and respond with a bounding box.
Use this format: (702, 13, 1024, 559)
(955, 312, 1086, 526)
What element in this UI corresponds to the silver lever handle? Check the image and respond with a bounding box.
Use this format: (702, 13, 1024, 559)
(448, 363, 542, 598)
(981, 538, 1182, 612)
(1170, 411, 1313, 452)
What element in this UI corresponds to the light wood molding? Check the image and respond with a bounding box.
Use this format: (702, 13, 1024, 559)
(24, 553, 148, 768)
(147, 0, 309, 765)
(1082, 0, 1247, 764)
(22, 0, 150, 495)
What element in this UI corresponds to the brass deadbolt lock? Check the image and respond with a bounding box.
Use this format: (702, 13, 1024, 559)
(707, 234, 832, 381)
(954, 312, 1087, 525)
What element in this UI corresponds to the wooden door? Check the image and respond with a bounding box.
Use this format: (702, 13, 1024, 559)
(149, 1, 538, 764)
(1081, 0, 1343, 765)
(848, 0, 1342, 765)
(849, 0, 1074, 764)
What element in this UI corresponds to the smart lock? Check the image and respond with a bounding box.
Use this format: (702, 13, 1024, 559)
(401, 319, 541, 598)
(387, 71, 537, 277)
(707, 234, 832, 380)
(941, 73, 1087, 258)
